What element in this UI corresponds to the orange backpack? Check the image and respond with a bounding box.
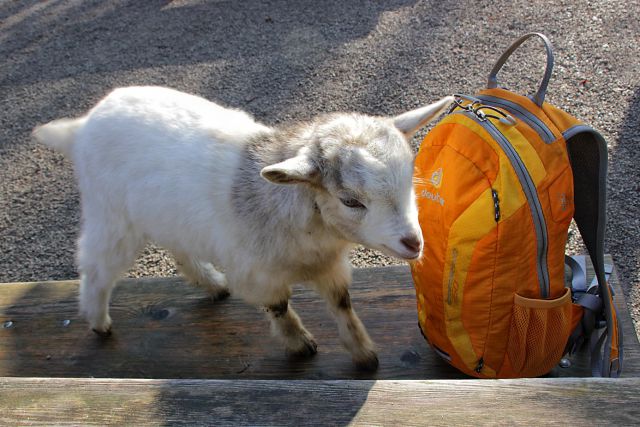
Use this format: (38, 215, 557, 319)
(411, 33, 623, 378)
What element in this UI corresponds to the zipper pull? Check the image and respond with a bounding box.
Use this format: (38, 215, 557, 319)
(473, 105, 516, 125)
(491, 189, 500, 222)
(475, 357, 484, 374)
(499, 115, 517, 126)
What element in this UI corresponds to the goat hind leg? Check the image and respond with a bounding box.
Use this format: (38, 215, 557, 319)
(77, 224, 142, 336)
(78, 265, 117, 336)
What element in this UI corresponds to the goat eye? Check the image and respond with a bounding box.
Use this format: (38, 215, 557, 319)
(340, 197, 366, 209)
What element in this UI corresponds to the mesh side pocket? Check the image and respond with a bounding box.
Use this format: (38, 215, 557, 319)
(508, 288, 573, 377)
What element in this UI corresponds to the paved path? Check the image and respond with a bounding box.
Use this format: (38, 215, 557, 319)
(1, 1, 638, 337)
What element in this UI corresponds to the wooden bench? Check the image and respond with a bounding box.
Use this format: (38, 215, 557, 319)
(1, 256, 638, 425)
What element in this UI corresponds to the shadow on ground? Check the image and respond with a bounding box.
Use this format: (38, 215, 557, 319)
(0, 0, 429, 282)
(1, 0, 419, 131)
(608, 88, 640, 309)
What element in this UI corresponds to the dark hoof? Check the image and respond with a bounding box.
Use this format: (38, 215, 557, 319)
(288, 338, 318, 358)
(303, 339, 319, 356)
(92, 327, 112, 338)
(355, 354, 379, 371)
(213, 288, 231, 302)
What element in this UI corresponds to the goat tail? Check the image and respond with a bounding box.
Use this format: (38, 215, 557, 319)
(33, 117, 87, 157)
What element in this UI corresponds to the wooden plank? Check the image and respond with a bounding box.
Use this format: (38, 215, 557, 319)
(0, 267, 462, 379)
(1, 377, 638, 426)
(0, 258, 637, 379)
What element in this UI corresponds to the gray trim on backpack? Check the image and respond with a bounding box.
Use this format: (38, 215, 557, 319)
(565, 254, 587, 292)
(563, 124, 595, 141)
(478, 94, 556, 143)
(565, 126, 622, 377)
(487, 33, 554, 107)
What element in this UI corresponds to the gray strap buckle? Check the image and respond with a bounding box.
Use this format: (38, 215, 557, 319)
(565, 254, 613, 295)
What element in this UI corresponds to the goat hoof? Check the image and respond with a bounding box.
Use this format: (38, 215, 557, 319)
(288, 337, 318, 358)
(354, 353, 379, 371)
(302, 338, 319, 356)
(212, 288, 231, 302)
(92, 327, 112, 338)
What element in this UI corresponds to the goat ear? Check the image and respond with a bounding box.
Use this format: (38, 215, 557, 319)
(393, 96, 454, 138)
(261, 154, 320, 185)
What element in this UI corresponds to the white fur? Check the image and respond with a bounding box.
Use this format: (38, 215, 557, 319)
(34, 86, 451, 368)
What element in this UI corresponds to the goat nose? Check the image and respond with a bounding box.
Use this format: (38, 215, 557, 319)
(401, 235, 422, 253)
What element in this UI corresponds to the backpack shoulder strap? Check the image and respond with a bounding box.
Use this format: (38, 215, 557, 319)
(564, 124, 623, 377)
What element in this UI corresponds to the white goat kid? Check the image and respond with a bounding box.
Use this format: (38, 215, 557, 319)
(34, 87, 452, 370)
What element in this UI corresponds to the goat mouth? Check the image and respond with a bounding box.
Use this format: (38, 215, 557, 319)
(381, 244, 422, 261)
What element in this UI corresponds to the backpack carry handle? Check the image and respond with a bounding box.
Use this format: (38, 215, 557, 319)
(487, 33, 554, 107)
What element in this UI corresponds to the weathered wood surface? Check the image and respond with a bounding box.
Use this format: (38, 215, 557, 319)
(0, 257, 637, 379)
(1, 377, 638, 426)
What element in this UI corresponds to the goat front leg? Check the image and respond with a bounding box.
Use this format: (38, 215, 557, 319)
(313, 264, 378, 370)
(265, 299, 318, 357)
(233, 277, 317, 357)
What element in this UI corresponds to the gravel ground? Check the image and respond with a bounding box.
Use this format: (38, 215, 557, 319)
(1, 1, 638, 338)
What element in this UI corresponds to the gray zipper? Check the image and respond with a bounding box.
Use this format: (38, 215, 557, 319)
(457, 110, 550, 298)
(477, 95, 556, 144)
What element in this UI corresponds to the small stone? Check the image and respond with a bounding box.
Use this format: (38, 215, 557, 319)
(559, 358, 572, 368)
(400, 350, 421, 366)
